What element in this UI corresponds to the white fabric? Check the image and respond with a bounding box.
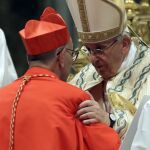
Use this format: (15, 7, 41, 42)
(120, 95, 150, 150)
(118, 41, 137, 73)
(66, 0, 125, 33)
(130, 99, 150, 150)
(0, 29, 17, 87)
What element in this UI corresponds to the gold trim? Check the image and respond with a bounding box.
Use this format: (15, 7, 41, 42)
(78, 27, 120, 43)
(77, 0, 90, 32)
(108, 92, 136, 115)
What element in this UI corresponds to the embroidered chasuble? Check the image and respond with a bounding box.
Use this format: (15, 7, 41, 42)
(70, 39, 150, 138)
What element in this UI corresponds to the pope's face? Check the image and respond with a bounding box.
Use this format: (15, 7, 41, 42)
(85, 36, 127, 80)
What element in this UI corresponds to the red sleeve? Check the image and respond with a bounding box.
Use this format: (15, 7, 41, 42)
(70, 89, 120, 150)
(75, 120, 120, 150)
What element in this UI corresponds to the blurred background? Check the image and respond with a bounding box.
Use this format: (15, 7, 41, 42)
(0, 0, 149, 76)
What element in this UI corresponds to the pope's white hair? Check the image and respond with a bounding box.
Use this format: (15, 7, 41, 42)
(122, 26, 130, 37)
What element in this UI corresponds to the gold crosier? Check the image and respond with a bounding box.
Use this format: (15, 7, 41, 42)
(9, 74, 54, 150)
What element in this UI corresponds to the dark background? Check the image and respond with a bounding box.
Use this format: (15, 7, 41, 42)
(0, 0, 147, 76)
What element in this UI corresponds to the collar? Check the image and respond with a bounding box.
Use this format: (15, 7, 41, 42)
(23, 67, 59, 79)
(117, 41, 137, 74)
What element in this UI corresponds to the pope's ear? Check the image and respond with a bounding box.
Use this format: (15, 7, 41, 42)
(122, 36, 131, 55)
(122, 36, 131, 49)
(56, 49, 65, 68)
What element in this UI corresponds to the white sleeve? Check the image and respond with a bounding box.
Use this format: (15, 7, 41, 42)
(131, 101, 150, 150)
(0, 29, 17, 87)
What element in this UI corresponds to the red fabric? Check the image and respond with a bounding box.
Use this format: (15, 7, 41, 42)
(19, 7, 70, 55)
(0, 67, 120, 150)
(40, 7, 66, 27)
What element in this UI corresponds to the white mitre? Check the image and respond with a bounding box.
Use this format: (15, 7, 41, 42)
(66, 0, 127, 43)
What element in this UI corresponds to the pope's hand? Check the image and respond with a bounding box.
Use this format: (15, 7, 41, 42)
(76, 99, 110, 126)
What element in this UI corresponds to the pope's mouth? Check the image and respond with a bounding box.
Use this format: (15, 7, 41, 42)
(95, 65, 105, 71)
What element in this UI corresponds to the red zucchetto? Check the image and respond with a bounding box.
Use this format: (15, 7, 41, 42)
(19, 7, 70, 56)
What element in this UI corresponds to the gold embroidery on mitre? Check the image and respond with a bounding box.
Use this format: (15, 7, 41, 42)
(108, 92, 137, 115)
(77, 0, 90, 32)
(78, 27, 120, 43)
